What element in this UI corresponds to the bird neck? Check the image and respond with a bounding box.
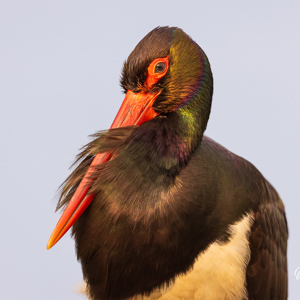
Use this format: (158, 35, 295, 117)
(168, 81, 213, 167)
(177, 98, 210, 151)
(129, 103, 209, 180)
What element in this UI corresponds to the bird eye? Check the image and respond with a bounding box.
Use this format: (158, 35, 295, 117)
(146, 56, 169, 88)
(154, 62, 166, 74)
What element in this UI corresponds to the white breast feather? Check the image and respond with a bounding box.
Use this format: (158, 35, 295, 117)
(133, 212, 254, 300)
(79, 212, 254, 300)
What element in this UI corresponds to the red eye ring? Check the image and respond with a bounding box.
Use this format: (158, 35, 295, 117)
(146, 55, 169, 88)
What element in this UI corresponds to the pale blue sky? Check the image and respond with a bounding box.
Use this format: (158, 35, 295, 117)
(1, 1, 299, 299)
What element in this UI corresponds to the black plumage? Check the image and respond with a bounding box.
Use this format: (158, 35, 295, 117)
(51, 26, 288, 300)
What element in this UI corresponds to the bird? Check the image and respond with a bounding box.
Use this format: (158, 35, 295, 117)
(47, 26, 288, 300)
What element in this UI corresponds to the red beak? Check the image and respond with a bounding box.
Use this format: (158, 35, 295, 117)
(47, 90, 159, 249)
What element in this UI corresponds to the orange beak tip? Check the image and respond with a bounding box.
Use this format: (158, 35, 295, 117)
(46, 239, 54, 250)
(46, 233, 58, 250)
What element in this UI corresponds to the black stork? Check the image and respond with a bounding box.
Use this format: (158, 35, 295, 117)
(47, 27, 288, 300)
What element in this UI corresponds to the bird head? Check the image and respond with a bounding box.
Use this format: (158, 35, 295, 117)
(120, 26, 213, 117)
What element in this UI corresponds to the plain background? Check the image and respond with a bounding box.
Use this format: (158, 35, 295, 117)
(1, 1, 299, 299)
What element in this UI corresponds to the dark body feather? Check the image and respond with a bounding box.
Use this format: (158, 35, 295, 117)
(56, 27, 288, 300)
(59, 122, 287, 300)
(247, 192, 288, 299)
